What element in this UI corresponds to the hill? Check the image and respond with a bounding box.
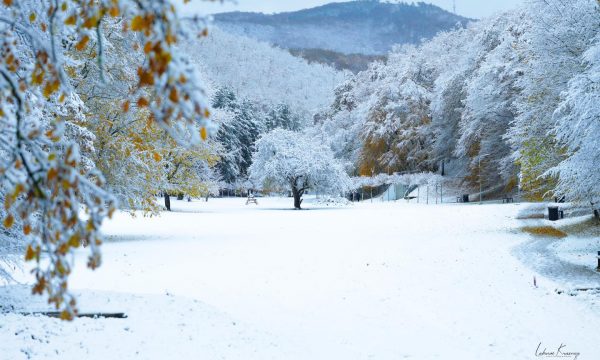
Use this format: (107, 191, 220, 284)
(213, 1, 471, 56)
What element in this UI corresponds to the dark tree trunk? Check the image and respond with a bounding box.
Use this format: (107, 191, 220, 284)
(164, 193, 171, 211)
(293, 190, 302, 209)
(290, 177, 306, 209)
(291, 185, 304, 209)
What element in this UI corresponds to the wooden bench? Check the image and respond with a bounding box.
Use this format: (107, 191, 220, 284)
(502, 196, 514, 203)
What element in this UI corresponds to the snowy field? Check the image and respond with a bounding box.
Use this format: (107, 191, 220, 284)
(1, 197, 600, 359)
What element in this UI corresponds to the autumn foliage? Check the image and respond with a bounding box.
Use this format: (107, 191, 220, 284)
(0, 0, 215, 319)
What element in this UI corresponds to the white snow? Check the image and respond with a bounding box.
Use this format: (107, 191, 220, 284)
(2, 197, 600, 359)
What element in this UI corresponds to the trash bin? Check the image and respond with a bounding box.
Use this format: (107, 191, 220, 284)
(548, 206, 560, 221)
(462, 194, 470, 203)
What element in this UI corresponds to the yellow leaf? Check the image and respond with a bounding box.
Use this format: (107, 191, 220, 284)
(108, 207, 115, 219)
(31, 67, 44, 85)
(153, 152, 162, 162)
(143, 41, 153, 54)
(47, 168, 58, 181)
(23, 224, 31, 235)
(60, 310, 73, 321)
(25, 245, 36, 261)
(168, 88, 178, 103)
(75, 35, 89, 51)
(109, 7, 119, 17)
(3, 214, 14, 228)
(56, 260, 66, 275)
(130, 15, 145, 31)
(3, 0, 13, 6)
(137, 97, 149, 107)
(64, 15, 76, 25)
(29, 13, 36, 23)
(82, 15, 98, 29)
(137, 68, 154, 86)
(200, 127, 207, 141)
(43, 80, 60, 98)
(165, 33, 176, 45)
(68, 234, 80, 248)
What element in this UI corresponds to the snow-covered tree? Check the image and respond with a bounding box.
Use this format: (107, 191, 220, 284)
(314, 0, 600, 209)
(456, 13, 524, 190)
(551, 26, 600, 209)
(0, 0, 212, 319)
(211, 88, 260, 185)
(190, 27, 348, 116)
(508, 0, 598, 199)
(250, 129, 351, 209)
(265, 103, 304, 132)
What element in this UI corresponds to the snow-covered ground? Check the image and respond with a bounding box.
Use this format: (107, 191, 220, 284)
(1, 197, 600, 359)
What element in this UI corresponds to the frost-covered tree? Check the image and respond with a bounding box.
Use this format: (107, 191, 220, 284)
(456, 13, 524, 190)
(319, 1, 600, 204)
(0, 0, 212, 319)
(160, 132, 220, 211)
(191, 27, 348, 116)
(509, 0, 598, 199)
(211, 88, 261, 185)
(250, 129, 351, 209)
(361, 44, 436, 174)
(265, 103, 304, 132)
(551, 25, 600, 209)
(311, 76, 371, 171)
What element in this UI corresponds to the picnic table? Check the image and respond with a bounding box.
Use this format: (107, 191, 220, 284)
(246, 195, 258, 205)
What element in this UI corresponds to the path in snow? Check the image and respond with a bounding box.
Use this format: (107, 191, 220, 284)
(513, 235, 600, 290)
(2, 197, 600, 359)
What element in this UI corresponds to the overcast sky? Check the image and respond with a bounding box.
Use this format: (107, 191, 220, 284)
(180, 0, 525, 19)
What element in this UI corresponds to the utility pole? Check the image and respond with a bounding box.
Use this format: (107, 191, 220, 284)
(371, 168, 374, 203)
(479, 155, 482, 205)
(479, 153, 490, 205)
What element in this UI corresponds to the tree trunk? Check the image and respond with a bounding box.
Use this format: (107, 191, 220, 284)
(291, 185, 304, 210)
(293, 190, 302, 209)
(164, 193, 171, 211)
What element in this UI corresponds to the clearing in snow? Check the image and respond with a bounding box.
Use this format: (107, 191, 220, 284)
(1, 197, 599, 359)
